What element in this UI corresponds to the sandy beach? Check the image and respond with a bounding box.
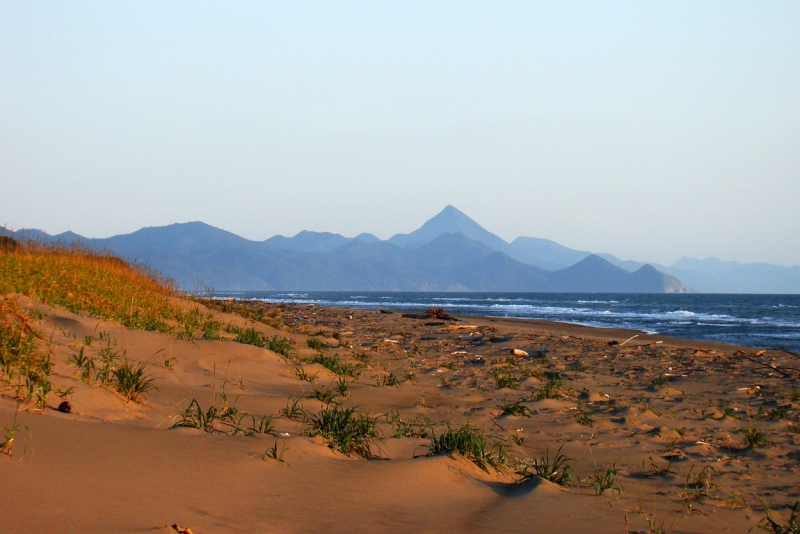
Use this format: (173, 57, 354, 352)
(1, 294, 798, 533)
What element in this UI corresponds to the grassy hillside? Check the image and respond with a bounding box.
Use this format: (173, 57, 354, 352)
(0, 238, 294, 433)
(0, 239, 218, 338)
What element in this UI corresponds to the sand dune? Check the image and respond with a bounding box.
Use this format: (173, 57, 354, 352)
(1, 298, 798, 533)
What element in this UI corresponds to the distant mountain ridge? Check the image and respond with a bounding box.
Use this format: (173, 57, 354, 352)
(5, 223, 684, 292)
(5, 205, 793, 293)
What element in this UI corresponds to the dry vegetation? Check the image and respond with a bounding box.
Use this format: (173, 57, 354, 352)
(0, 239, 291, 414)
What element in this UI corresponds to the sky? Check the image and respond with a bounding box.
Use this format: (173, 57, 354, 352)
(1, 2, 799, 266)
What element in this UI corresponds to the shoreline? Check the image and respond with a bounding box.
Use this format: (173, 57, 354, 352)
(451, 314, 758, 352)
(2, 295, 798, 533)
(226, 297, 762, 353)
(211, 290, 800, 352)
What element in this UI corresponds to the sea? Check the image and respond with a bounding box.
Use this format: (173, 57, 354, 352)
(214, 292, 800, 352)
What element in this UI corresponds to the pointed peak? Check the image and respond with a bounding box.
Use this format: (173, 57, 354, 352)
(388, 205, 508, 250)
(433, 205, 468, 220)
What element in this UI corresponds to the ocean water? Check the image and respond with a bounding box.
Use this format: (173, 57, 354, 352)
(214, 292, 800, 352)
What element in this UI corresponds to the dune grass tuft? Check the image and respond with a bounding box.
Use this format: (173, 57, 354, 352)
(0, 402, 28, 456)
(113, 360, 157, 403)
(305, 404, 378, 458)
(387, 410, 432, 438)
(307, 353, 362, 378)
(496, 398, 532, 417)
(306, 337, 327, 351)
(171, 392, 275, 436)
(587, 461, 622, 497)
(535, 376, 564, 400)
(427, 422, 504, 472)
(745, 427, 768, 447)
(0, 298, 52, 410)
(489, 369, 518, 389)
(279, 397, 306, 421)
(227, 326, 296, 358)
(516, 444, 574, 486)
(756, 498, 800, 534)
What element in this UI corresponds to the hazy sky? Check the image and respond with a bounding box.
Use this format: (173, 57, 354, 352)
(2, 2, 799, 266)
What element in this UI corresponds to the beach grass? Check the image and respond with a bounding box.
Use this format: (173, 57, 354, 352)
(171, 393, 276, 436)
(0, 297, 52, 408)
(0, 240, 220, 338)
(306, 353, 362, 378)
(305, 404, 378, 458)
(427, 421, 503, 472)
(517, 444, 574, 486)
(496, 399, 532, 417)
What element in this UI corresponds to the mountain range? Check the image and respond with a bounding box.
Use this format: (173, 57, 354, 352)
(4, 205, 797, 293)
